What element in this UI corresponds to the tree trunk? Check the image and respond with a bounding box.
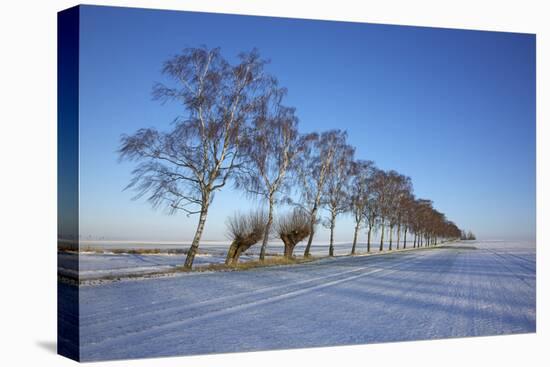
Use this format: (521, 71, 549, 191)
(396, 223, 401, 250)
(225, 241, 238, 265)
(389, 225, 394, 251)
(351, 221, 360, 255)
(184, 201, 209, 269)
(367, 225, 372, 253)
(282, 236, 295, 258)
(413, 233, 417, 248)
(303, 206, 318, 257)
(329, 211, 336, 257)
(403, 228, 408, 249)
(284, 243, 293, 258)
(379, 220, 385, 251)
(233, 246, 245, 264)
(259, 196, 274, 261)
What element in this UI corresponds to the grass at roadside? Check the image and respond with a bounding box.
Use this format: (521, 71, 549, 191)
(189, 255, 318, 272)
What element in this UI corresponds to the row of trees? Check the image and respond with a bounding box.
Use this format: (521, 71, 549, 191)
(119, 47, 462, 269)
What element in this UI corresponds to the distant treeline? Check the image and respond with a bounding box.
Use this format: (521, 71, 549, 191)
(119, 47, 464, 269)
(460, 230, 477, 241)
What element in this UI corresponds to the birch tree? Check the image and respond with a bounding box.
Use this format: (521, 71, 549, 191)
(363, 167, 381, 253)
(400, 193, 415, 249)
(119, 47, 270, 269)
(349, 160, 375, 255)
(323, 139, 354, 256)
(293, 130, 347, 257)
(387, 173, 412, 250)
(371, 170, 392, 251)
(414, 199, 434, 247)
(235, 84, 300, 260)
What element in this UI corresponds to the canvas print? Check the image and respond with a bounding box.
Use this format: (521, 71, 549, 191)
(57, 5, 536, 362)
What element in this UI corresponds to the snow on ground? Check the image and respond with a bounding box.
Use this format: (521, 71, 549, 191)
(61, 240, 536, 361)
(58, 252, 238, 280)
(61, 242, 360, 280)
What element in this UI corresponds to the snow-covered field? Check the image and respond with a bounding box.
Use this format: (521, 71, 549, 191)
(60, 241, 361, 280)
(61, 240, 536, 361)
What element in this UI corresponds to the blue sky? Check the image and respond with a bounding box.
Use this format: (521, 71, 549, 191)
(77, 5, 535, 242)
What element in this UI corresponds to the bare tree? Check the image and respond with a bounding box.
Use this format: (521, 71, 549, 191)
(293, 130, 347, 257)
(363, 167, 382, 253)
(461, 230, 476, 240)
(400, 193, 416, 249)
(389, 174, 412, 250)
(119, 47, 270, 269)
(374, 171, 411, 251)
(370, 170, 393, 251)
(410, 199, 422, 248)
(322, 139, 354, 256)
(235, 83, 300, 260)
(225, 211, 267, 265)
(349, 160, 375, 255)
(277, 209, 311, 258)
(414, 199, 434, 247)
(428, 209, 444, 245)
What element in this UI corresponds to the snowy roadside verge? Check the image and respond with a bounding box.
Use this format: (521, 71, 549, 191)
(59, 242, 460, 286)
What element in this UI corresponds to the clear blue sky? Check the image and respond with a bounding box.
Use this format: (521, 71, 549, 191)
(77, 5, 536, 242)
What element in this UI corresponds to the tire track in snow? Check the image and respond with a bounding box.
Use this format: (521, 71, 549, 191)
(80, 251, 427, 326)
(481, 249, 535, 289)
(469, 249, 536, 334)
(488, 249, 536, 271)
(80, 262, 378, 329)
(82, 252, 431, 346)
(81, 250, 435, 354)
(503, 252, 536, 265)
(79, 260, 369, 323)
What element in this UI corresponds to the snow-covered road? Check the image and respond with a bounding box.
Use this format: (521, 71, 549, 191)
(70, 240, 536, 361)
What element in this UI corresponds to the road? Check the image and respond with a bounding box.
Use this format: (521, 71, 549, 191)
(71, 240, 536, 361)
